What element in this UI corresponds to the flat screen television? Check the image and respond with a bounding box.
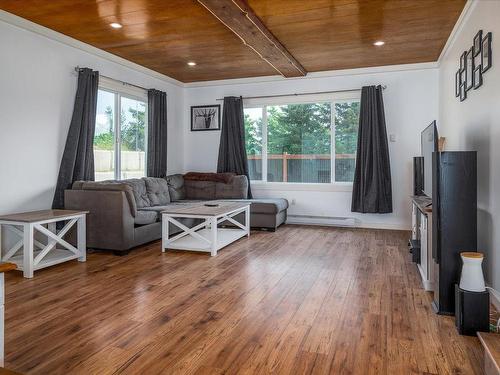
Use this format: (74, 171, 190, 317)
(421, 121, 438, 198)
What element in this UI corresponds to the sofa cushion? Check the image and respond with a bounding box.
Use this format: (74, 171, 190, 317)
(215, 175, 248, 199)
(166, 174, 186, 201)
(71, 180, 137, 217)
(143, 177, 170, 206)
(227, 198, 289, 214)
(123, 179, 150, 208)
(135, 210, 158, 225)
(140, 203, 204, 222)
(139, 205, 170, 221)
(185, 180, 216, 200)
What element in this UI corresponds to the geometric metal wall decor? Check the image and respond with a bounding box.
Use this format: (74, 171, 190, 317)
(456, 30, 493, 101)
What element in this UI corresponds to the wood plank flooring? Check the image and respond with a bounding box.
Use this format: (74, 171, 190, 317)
(3, 225, 483, 374)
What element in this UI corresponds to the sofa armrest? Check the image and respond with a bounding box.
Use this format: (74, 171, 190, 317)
(64, 190, 135, 250)
(71, 181, 137, 217)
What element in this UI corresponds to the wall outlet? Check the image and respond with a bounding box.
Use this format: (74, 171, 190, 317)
(291, 199, 296, 205)
(389, 134, 397, 142)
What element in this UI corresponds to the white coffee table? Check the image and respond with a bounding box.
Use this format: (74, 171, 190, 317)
(161, 201, 250, 256)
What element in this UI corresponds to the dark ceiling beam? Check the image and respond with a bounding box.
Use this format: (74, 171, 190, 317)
(197, 0, 307, 78)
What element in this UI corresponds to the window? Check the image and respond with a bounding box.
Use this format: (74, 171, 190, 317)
(245, 96, 360, 184)
(94, 82, 147, 181)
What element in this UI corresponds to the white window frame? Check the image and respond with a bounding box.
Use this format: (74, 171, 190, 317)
(96, 77, 148, 180)
(244, 91, 361, 190)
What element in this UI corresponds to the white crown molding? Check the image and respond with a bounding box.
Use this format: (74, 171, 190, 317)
(0, 9, 184, 88)
(184, 62, 439, 88)
(437, 0, 476, 64)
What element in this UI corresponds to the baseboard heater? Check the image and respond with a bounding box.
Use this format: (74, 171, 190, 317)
(287, 215, 357, 227)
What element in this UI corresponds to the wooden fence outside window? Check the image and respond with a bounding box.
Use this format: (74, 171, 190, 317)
(247, 153, 356, 183)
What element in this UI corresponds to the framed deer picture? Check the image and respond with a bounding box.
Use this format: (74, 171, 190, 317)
(191, 105, 221, 131)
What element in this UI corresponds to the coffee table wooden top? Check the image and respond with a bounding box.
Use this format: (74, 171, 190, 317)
(0, 209, 88, 223)
(162, 201, 249, 216)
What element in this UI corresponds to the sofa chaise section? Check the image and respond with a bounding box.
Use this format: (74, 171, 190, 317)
(229, 198, 288, 231)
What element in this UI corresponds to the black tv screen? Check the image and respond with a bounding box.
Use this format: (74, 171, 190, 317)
(421, 121, 438, 198)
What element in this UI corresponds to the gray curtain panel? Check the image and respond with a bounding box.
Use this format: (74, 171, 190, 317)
(351, 85, 393, 213)
(52, 68, 99, 209)
(147, 89, 168, 177)
(217, 96, 253, 198)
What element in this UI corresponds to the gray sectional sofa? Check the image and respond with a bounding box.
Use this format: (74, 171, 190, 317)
(64, 173, 288, 254)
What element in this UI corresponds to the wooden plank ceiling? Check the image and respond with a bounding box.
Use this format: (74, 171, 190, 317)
(0, 0, 466, 83)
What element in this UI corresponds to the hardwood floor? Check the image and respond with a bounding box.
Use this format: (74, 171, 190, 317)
(4, 225, 483, 374)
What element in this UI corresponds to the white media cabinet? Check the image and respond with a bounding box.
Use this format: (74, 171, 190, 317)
(411, 196, 434, 291)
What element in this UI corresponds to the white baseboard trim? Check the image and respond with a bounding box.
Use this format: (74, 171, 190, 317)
(354, 221, 410, 231)
(286, 215, 410, 231)
(287, 215, 356, 227)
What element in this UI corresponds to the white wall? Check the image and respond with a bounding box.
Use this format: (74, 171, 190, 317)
(0, 17, 184, 216)
(439, 0, 500, 289)
(184, 66, 439, 230)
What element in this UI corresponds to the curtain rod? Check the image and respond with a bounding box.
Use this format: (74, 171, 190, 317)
(74, 66, 148, 92)
(215, 85, 387, 101)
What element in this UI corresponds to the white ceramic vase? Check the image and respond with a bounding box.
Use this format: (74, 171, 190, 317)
(459, 252, 486, 292)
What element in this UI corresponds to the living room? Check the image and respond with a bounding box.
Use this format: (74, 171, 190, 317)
(0, 0, 499, 374)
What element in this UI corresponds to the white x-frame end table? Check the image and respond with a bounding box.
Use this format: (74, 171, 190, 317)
(162, 202, 250, 256)
(0, 209, 88, 278)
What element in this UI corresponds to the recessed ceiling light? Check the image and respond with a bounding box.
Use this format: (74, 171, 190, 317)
(110, 23, 122, 29)
(187, 61, 197, 66)
(373, 41, 385, 46)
